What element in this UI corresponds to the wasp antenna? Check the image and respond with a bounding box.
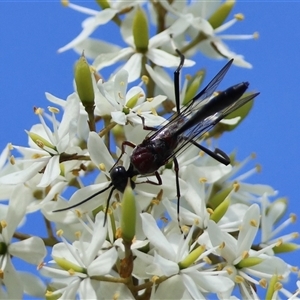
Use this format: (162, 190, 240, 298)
(53, 183, 113, 213)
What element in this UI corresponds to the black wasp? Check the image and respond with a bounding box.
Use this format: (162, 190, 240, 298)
(54, 49, 259, 225)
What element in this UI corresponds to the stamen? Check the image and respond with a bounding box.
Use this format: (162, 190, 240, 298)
(9, 155, 15, 165)
(259, 278, 267, 288)
(234, 13, 245, 21)
(68, 268, 75, 275)
(142, 75, 149, 85)
(56, 229, 63, 237)
(48, 106, 60, 114)
(61, 0, 69, 7)
(199, 177, 207, 183)
(99, 163, 106, 171)
(0, 220, 7, 228)
(34, 107, 44, 115)
(151, 107, 158, 116)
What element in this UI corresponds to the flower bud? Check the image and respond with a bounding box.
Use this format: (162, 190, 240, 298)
(126, 92, 141, 110)
(236, 257, 263, 269)
(74, 53, 95, 108)
(183, 71, 205, 106)
(178, 245, 205, 269)
(96, 0, 110, 9)
(53, 256, 86, 273)
(210, 193, 230, 223)
(208, 0, 236, 29)
(27, 131, 55, 150)
(273, 243, 299, 253)
(121, 180, 136, 243)
(209, 187, 231, 210)
(133, 7, 149, 52)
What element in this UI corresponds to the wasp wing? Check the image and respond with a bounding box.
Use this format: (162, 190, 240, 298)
(168, 91, 259, 161)
(148, 59, 234, 140)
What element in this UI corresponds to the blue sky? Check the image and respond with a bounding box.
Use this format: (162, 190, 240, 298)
(1, 1, 300, 297)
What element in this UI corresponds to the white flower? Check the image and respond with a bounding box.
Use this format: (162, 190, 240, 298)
(0, 144, 70, 213)
(210, 154, 277, 205)
(93, 10, 195, 82)
(196, 14, 257, 68)
(260, 193, 298, 255)
(0, 188, 46, 298)
(97, 69, 167, 126)
(134, 213, 234, 298)
(157, 0, 256, 67)
(41, 212, 118, 299)
(58, 1, 145, 53)
(205, 204, 290, 298)
(162, 152, 254, 234)
(0, 94, 84, 188)
(46, 77, 116, 120)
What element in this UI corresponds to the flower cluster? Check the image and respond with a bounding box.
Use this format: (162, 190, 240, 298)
(0, 1, 299, 299)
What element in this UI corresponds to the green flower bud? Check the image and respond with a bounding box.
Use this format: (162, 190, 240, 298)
(95, 0, 110, 10)
(126, 92, 141, 109)
(182, 71, 205, 106)
(273, 243, 299, 253)
(208, 0, 235, 29)
(209, 187, 232, 210)
(27, 131, 55, 151)
(74, 54, 95, 108)
(133, 7, 149, 52)
(178, 245, 205, 269)
(121, 180, 136, 243)
(53, 256, 86, 273)
(236, 257, 263, 269)
(210, 193, 230, 223)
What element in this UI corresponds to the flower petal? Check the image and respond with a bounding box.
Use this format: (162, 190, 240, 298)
(236, 204, 260, 257)
(79, 278, 99, 299)
(37, 155, 61, 187)
(93, 47, 133, 70)
(122, 53, 143, 82)
(88, 132, 115, 171)
(111, 111, 127, 125)
(147, 48, 194, 68)
(84, 213, 108, 265)
(9, 237, 46, 264)
(148, 252, 179, 277)
(88, 247, 118, 276)
(3, 258, 24, 299)
(58, 9, 118, 53)
(0, 160, 47, 185)
(140, 213, 176, 259)
(18, 272, 46, 298)
(74, 38, 121, 59)
(4, 185, 31, 241)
